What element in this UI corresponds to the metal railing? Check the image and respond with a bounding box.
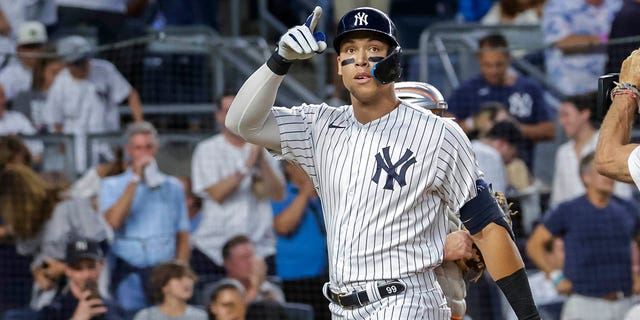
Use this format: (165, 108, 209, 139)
(19, 132, 211, 180)
(418, 23, 548, 92)
(257, 0, 328, 97)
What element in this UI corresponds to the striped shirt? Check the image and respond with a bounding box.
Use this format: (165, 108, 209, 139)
(271, 102, 480, 286)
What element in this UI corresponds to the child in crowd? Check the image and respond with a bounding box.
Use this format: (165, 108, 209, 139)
(133, 261, 207, 320)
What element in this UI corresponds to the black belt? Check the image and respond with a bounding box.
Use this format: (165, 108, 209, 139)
(324, 280, 406, 308)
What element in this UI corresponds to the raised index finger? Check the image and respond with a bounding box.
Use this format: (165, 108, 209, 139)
(304, 6, 323, 32)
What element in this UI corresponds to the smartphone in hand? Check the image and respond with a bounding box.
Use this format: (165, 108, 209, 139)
(84, 280, 101, 301)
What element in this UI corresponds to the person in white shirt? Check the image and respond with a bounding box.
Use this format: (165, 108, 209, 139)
(45, 35, 143, 173)
(0, 21, 48, 101)
(190, 93, 284, 278)
(552, 92, 632, 207)
(0, 1, 55, 68)
(0, 85, 42, 160)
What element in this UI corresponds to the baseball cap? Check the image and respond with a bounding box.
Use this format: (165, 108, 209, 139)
(57, 35, 93, 63)
(65, 239, 103, 265)
(16, 21, 47, 46)
(486, 121, 523, 146)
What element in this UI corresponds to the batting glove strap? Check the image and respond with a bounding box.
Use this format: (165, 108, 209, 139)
(496, 268, 540, 320)
(267, 50, 293, 75)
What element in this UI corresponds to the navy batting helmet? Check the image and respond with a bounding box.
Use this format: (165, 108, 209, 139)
(333, 7, 399, 53)
(334, 7, 402, 84)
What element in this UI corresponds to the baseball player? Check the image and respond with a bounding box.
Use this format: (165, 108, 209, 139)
(394, 81, 467, 320)
(596, 48, 640, 191)
(226, 6, 539, 319)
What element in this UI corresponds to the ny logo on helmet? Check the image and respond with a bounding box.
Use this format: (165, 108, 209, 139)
(354, 12, 368, 26)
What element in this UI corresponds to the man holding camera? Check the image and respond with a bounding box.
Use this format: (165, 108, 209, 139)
(39, 239, 125, 320)
(595, 49, 640, 190)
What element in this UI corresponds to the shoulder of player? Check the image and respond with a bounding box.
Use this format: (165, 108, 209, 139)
(287, 102, 346, 121)
(291, 102, 343, 113)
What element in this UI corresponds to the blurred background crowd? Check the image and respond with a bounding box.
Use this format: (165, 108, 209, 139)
(1, 0, 640, 319)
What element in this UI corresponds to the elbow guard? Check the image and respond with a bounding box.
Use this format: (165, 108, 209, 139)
(459, 179, 515, 240)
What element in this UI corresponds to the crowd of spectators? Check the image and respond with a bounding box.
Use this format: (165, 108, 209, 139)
(1, 1, 640, 320)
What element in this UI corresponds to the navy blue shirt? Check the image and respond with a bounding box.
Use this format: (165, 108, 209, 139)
(543, 195, 640, 297)
(448, 75, 553, 168)
(39, 286, 126, 320)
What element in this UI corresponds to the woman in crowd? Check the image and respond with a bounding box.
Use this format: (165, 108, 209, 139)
(133, 260, 207, 320)
(0, 164, 110, 309)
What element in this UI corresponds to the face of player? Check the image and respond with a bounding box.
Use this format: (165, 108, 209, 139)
(224, 242, 255, 282)
(559, 102, 590, 139)
(477, 50, 510, 86)
(126, 133, 158, 164)
(162, 275, 195, 302)
(65, 258, 103, 293)
(209, 288, 246, 320)
(337, 34, 392, 104)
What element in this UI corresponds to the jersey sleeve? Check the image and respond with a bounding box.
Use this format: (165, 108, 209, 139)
(434, 119, 482, 211)
(43, 78, 65, 129)
(270, 104, 320, 163)
(628, 146, 640, 192)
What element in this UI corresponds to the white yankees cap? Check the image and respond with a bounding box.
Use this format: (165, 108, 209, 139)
(16, 21, 47, 46)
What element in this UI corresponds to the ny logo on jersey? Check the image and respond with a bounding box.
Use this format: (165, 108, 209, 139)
(372, 147, 417, 190)
(354, 12, 368, 26)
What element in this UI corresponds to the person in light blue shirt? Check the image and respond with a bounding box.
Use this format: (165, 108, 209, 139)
(99, 121, 190, 313)
(542, 0, 622, 95)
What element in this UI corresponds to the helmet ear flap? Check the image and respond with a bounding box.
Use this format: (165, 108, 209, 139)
(372, 46, 402, 84)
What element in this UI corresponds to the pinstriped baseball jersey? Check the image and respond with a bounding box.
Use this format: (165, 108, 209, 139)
(271, 102, 481, 286)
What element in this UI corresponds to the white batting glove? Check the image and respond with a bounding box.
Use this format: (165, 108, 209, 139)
(276, 6, 327, 61)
